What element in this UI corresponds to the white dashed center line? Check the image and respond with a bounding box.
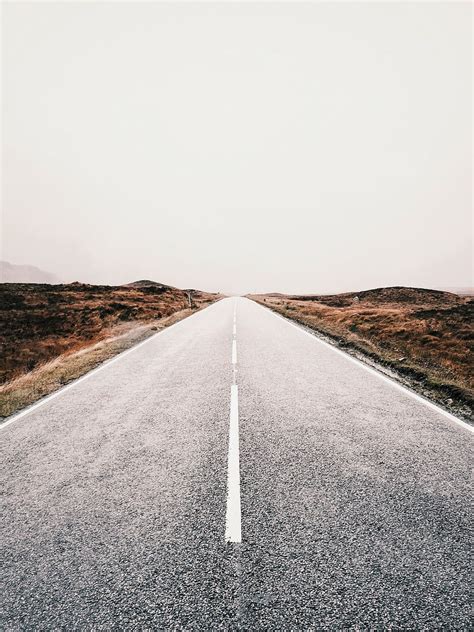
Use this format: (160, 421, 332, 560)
(225, 384, 241, 543)
(225, 301, 242, 543)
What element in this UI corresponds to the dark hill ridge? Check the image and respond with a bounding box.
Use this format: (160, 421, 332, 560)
(287, 286, 462, 307)
(124, 279, 177, 290)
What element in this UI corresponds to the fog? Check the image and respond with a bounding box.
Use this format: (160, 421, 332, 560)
(2, 2, 472, 294)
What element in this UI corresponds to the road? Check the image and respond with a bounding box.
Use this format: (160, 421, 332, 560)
(1, 297, 472, 630)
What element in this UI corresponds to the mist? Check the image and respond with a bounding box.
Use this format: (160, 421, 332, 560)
(2, 1, 472, 294)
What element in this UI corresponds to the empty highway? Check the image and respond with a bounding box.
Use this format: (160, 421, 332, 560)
(1, 297, 472, 630)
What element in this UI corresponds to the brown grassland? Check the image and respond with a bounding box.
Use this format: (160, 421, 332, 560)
(249, 287, 473, 422)
(0, 281, 221, 418)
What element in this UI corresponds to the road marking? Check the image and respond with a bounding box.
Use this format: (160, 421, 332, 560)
(233, 323, 237, 336)
(232, 339, 237, 364)
(253, 300, 474, 434)
(225, 384, 242, 543)
(0, 301, 221, 432)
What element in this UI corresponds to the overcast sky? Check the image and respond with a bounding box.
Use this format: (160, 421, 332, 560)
(2, 1, 472, 294)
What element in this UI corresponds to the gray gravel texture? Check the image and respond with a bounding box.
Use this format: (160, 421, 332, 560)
(1, 297, 472, 630)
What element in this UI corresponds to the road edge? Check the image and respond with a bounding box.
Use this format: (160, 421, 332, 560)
(248, 298, 473, 434)
(0, 300, 222, 432)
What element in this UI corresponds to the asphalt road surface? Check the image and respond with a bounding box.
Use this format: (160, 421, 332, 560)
(1, 297, 472, 630)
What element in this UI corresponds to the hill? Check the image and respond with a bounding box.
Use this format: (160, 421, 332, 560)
(124, 279, 176, 290)
(286, 286, 463, 306)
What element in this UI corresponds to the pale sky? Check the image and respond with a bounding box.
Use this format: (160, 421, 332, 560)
(2, 1, 472, 294)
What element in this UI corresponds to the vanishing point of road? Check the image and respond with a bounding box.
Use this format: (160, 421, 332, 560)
(1, 298, 472, 629)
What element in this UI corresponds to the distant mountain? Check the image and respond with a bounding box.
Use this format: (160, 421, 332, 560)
(0, 261, 60, 284)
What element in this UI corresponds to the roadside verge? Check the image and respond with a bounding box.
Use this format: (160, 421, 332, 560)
(249, 297, 473, 426)
(0, 304, 217, 422)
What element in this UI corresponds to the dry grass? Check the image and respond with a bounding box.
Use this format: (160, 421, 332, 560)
(1, 281, 219, 385)
(0, 282, 221, 419)
(250, 287, 474, 421)
(0, 309, 200, 419)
